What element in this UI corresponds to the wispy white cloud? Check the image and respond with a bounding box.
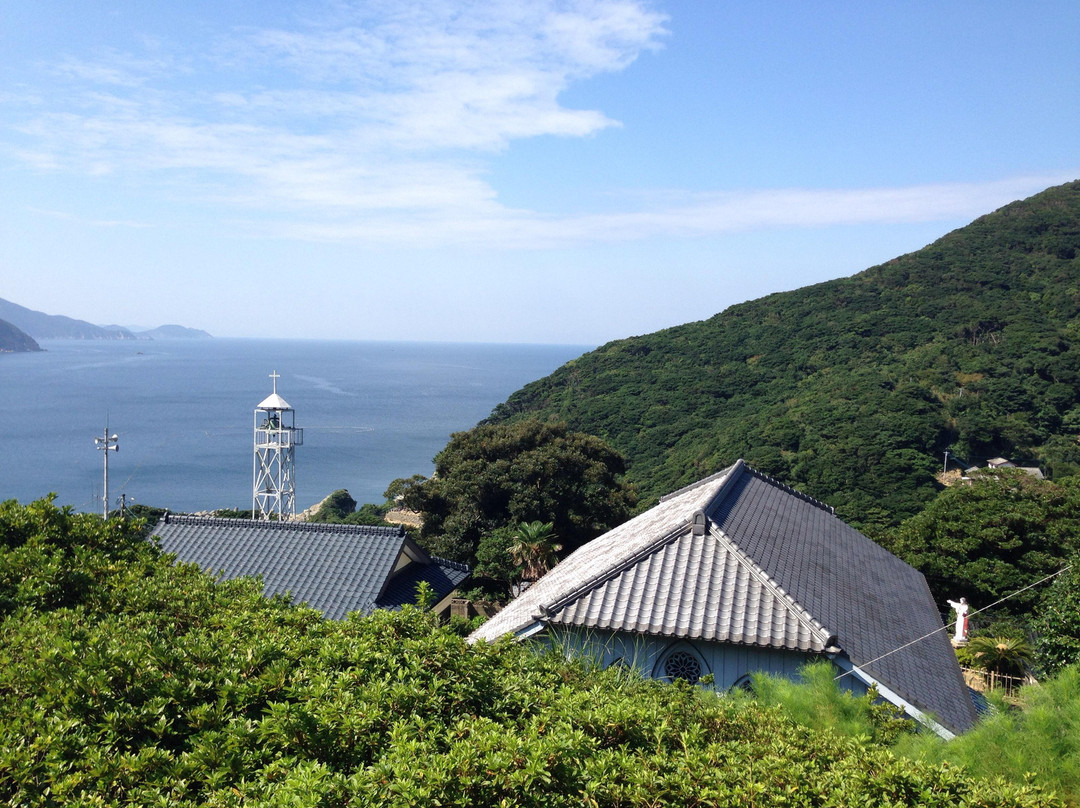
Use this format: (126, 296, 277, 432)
(4, 1, 663, 231)
(269, 173, 1080, 247)
(3, 2, 1073, 251)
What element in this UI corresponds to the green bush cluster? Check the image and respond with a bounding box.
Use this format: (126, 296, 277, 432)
(0, 498, 1062, 806)
(897, 666, 1080, 806)
(747, 661, 917, 747)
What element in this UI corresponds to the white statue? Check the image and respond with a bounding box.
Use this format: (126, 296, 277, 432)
(946, 597, 970, 643)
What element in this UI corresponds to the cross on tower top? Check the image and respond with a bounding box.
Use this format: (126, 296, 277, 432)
(269, 370, 280, 394)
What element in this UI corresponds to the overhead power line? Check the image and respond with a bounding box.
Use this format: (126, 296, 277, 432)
(834, 565, 1073, 682)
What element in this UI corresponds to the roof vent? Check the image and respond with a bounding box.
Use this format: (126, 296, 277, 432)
(692, 510, 707, 537)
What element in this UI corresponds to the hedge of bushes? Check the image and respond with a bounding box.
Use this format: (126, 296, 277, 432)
(0, 498, 1059, 806)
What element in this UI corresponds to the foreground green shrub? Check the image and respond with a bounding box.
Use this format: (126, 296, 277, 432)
(748, 660, 917, 746)
(0, 498, 1063, 807)
(896, 666, 1080, 806)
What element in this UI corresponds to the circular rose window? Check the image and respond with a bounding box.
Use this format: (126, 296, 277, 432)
(664, 650, 702, 684)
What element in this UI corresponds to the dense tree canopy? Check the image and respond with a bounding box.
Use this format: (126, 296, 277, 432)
(0, 497, 1061, 807)
(472, 524, 520, 591)
(880, 470, 1080, 614)
(485, 181, 1080, 528)
(391, 419, 637, 562)
(472, 521, 561, 596)
(1033, 558, 1080, 676)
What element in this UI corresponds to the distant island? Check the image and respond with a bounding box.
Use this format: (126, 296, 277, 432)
(0, 297, 211, 341)
(102, 323, 213, 340)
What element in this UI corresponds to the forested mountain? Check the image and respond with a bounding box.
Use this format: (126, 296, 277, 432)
(0, 318, 41, 353)
(487, 181, 1080, 529)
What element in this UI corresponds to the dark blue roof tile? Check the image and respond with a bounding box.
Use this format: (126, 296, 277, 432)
(152, 516, 469, 620)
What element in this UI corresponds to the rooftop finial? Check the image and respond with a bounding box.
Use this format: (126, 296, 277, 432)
(269, 369, 280, 394)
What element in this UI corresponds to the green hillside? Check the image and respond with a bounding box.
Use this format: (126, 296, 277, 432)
(486, 181, 1080, 528)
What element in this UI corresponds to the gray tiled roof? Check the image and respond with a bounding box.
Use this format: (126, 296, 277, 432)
(707, 464, 975, 734)
(378, 557, 472, 610)
(151, 516, 468, 619)
(470, 461, 977, 734)
(547, 527, 834, 652)
(470, 465, 736, 643)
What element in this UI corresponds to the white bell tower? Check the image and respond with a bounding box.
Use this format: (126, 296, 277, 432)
(253, 371, 303, 520)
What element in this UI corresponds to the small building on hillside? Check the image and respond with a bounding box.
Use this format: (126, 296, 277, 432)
(470, 460, 977, 737)
(152, 515, 469, 618)
(966, 457, 1044, 480)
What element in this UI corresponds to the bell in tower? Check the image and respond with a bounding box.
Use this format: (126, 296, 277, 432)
(252, 371, 304, 520)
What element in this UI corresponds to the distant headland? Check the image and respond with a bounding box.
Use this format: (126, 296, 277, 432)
(0, 318, 42, 353)
(0, 297, 211, 347)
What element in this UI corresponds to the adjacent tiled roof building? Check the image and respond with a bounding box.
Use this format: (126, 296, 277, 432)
(152, 515, 469, 619)
(471, 460, 977, 736)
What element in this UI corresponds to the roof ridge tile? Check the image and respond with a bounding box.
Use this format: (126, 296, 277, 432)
(742, 465, 835, 514)
(660, 460, 742, 502)
(710, 525, 836, 648)
(159, 514, 407, 537)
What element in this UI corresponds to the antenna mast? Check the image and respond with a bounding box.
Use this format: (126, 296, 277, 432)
(94, 427, 119, 519)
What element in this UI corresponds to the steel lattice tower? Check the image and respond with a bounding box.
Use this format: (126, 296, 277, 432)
(253, 371, 303, 520)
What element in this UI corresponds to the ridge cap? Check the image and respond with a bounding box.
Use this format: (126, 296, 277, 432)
(712, 525, 837, 647)
(430, 555, 472, 573)
(156, 514, 408, 536)
(660, 460, 742, 502)
(742, 463, 836, 514)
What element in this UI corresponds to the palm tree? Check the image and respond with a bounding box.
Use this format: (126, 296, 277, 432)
(509, 521, 562, 583)
(967, 635, 1034, 682)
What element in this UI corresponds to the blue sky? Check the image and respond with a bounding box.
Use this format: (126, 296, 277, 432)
(2, 1, 1078, 345)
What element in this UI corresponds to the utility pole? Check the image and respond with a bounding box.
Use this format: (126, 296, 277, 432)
(94, 428, 119, 519)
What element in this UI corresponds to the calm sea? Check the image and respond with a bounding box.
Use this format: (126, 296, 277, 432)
(0, 339, 586, 514)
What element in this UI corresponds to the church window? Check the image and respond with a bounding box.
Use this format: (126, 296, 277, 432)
(664, 650, 703, 684)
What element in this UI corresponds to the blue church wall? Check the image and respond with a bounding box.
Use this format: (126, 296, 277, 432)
(545, 627, 828, 692)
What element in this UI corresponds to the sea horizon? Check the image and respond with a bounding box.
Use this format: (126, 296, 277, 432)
(1, 337, 589, 515)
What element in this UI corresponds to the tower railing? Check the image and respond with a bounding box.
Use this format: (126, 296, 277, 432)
(254, 427, 304, 448)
